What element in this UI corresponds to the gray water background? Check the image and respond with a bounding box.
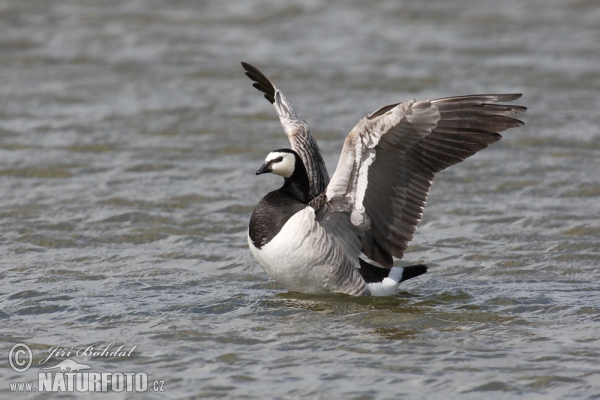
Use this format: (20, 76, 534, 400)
(1, 0, 599, 398)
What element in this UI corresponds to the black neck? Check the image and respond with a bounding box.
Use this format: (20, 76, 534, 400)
(281, 158, 312, 204)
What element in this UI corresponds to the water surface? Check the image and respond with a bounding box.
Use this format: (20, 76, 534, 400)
(1, 0, 599, 398)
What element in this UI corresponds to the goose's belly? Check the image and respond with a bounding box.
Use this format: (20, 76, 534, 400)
(248, 208, 332, 294)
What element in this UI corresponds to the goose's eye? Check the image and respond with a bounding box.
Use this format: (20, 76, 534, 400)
(275, 157, 283, 162)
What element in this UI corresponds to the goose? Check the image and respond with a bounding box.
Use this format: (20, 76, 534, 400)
(243, 62, 526, 296)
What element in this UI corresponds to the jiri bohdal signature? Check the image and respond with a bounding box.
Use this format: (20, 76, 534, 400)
(39, 343, 137, 365)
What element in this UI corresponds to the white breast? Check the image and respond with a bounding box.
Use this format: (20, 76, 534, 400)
(248, 208, 327, 293)
(249, 205, 371, 296)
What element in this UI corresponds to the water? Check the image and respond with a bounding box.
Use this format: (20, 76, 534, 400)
(1, 0, 599, 398)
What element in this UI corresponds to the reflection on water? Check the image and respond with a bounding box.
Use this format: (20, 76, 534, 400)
(1, 0, 599, 398)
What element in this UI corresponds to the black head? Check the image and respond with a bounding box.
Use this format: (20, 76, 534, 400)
(255, 149, 311, 203)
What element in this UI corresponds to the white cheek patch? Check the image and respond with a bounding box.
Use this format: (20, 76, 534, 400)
(269, 153, 295, 178)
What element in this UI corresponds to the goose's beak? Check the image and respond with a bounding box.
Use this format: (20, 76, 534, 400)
(256, 162, 272, 175)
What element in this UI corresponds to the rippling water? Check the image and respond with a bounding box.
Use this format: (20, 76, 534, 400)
(1, 0, 599, 398)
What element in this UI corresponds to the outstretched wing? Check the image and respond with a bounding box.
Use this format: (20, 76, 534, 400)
(323, 94, 526, 268)
(242, 62, 329, 198)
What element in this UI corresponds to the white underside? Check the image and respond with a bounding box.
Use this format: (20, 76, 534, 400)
(248, 207, 376, 295)
(249, 208, 406, 296)
(249, 208, 335, 294)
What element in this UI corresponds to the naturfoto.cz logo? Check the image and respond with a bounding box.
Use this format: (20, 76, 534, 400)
(8, 343, 165, 393)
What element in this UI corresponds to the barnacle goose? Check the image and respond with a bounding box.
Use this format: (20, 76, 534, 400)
(243, 62, 526, 296)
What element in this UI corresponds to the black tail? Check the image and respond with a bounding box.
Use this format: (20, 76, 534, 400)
(400, 264, 428, 282)
(358, 258, 427, 284)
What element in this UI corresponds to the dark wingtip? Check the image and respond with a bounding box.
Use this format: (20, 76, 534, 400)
(400, 264, 428, 282)
(241, 61, 276, 104)
(497, 93, 523, 101)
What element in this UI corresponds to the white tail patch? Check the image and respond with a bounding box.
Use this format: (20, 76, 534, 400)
(366, 267, 404, 296)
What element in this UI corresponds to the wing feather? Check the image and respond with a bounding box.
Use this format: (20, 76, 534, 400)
(321, 94, 526, 267)
(242, 62, 330, 197)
